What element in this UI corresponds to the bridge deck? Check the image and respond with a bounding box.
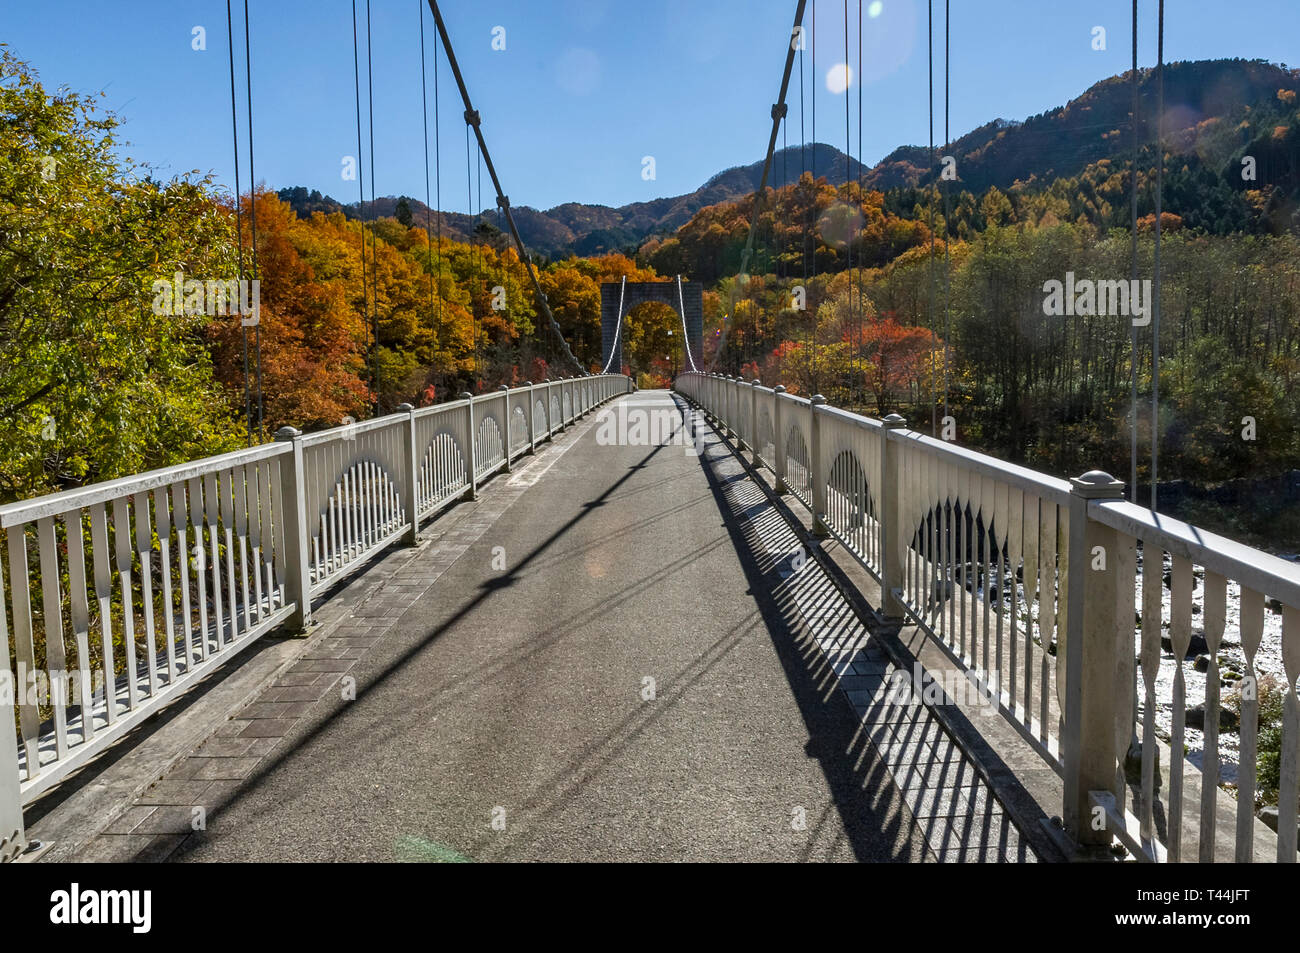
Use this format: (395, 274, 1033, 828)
(61, 390, 1034, 862)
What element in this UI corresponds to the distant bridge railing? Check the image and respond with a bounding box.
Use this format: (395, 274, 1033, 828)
(0, 374, 630, 860)
(676, 371, 1298, 864)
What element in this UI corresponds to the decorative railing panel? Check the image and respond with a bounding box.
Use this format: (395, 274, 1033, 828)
(303, 417, 408, 594)
(1, 375, 630, 857)
(0, 441, 294, 813)
(675, 370, 1297, 864)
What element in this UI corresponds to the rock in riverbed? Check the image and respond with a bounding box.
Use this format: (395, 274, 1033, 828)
(1185, 702, 1239, 732)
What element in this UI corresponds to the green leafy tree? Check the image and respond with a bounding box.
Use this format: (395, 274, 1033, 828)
(394, 195, 413, 228)
(0, 49, 241, 502)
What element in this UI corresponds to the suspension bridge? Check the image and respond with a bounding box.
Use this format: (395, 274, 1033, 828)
(2, 0, 1298, 867)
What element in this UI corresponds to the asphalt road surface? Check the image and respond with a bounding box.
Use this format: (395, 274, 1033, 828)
(171, 390, 933, 862)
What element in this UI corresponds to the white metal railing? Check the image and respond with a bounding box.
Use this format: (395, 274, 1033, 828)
(676, 371, 1299, 864)
(0, 373, 630, 860)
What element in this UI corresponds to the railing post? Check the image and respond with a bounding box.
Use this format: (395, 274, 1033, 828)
(733, 377, 743, 439)
(397, 403, 419, 545)
(525, 381, 537, 453)
(274, 426, 313, 631)
(499, 385, 513, 473)
(0, 712, 25, 861)
(733, 380, 742, 440)
(538, 381, 547, 438)
(461, 392, 478, 500)
(722, 377, 734, 438)
(1062, 469, 1126, 850)
(750, 379, 761, 465)
(712, 376, 722, 434)
(738, 379, 748, 447)
(810, 395, 830, 538)
(881, 414, 908, 620)
(773, 385, 788, 494)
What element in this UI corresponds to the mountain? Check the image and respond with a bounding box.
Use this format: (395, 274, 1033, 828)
(868, 58, 1300, 194)
(278, 143, 867, 261)
(278, 58, 1300, 259)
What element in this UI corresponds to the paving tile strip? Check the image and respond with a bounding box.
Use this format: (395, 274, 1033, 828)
(61, 413, 607, 862)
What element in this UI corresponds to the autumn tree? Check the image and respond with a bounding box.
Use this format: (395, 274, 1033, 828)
(0, 50, 242, 500)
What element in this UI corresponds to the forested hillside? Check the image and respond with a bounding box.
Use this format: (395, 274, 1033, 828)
(0, 50, 664, 504)
(658, 60, 1300, 546)
(6, 48, 1300, 546)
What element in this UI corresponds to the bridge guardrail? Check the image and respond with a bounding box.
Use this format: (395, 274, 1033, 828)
(0, 373, 631, 860)
(676, 370, 1298, 864)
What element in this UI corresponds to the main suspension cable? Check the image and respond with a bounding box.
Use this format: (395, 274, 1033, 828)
(942, 0, 951, 426)
(677, 275, 700, 373)
(351, 0, 372, 410)
(856, 0, 864, 408)
(800, 32, 809, 385)
(243, 0, 263, 436)
(843, 0, 852, 407)
(600, 276, 626, 374)
(1129, 0, 1139, 503)
(366, 0, 379, 410)
(419, 0, 436, 374)
(810, 0, 817, 386)
(226, 0, 251, 446)
(707, 0, 809, 375)
(466, 122, 475, 386)
(426, 0, 587, 376)
(435, 21, 443, 350)
(927, 0, 936, 436)
(1152, 0, 1164, 510)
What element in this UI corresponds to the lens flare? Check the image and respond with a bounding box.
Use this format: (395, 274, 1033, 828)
(826, 62, 852, 95)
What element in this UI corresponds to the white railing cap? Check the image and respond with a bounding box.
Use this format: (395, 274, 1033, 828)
(1091, 497, 1300, 608)
(893, 428, 1073, 504)
(301, 412, 407, 447)
(0, 440, 291, 527)
(818, 402, 884, 431)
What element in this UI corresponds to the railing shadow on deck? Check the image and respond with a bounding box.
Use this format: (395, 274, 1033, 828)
(672, 393, 936, 861)
(676, 371, 1298, 864)
(678, 389, 1056, 861)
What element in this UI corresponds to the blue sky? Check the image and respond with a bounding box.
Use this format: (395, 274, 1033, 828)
(3, 1, 1299, 212)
